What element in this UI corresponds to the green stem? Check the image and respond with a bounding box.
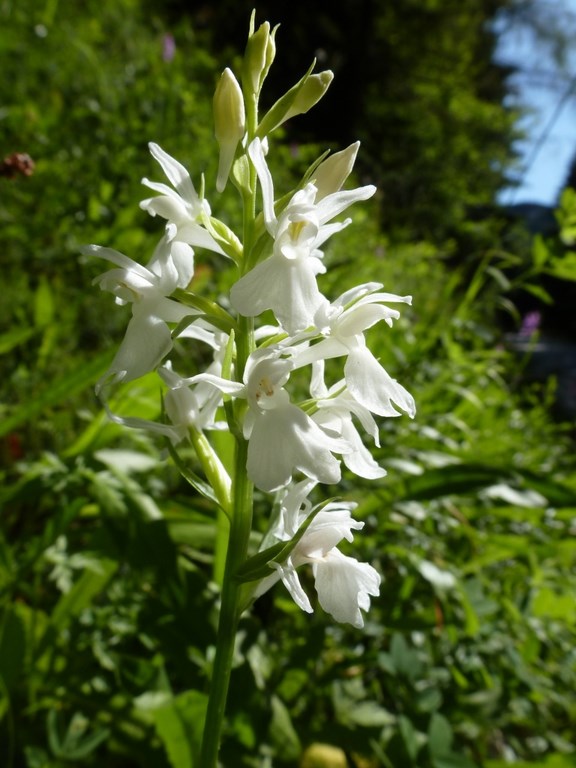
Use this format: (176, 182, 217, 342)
(198, 437, 253, 767)
(199, 85, 258, 762)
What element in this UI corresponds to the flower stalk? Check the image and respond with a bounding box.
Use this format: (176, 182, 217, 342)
(199, 437, 253, 768)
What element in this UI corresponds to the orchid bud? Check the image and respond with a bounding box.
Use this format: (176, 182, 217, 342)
(282, 71, 333, 122)
(313, 141, 360, 200)
(257, 69, 334, 137)
(214, 68, 246, 192)
(243, 18, 277, 97)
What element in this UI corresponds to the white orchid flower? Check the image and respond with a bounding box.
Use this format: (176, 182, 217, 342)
(292, 283, 416, 418)
(140, 142, 209, 222)
(242, 349, 349, 491)
(308, 362, 385, 479)
(140, 142, 225, 255)
(89, 233, 194, 302)
(230, 138, 376, 333)
(254, 482, 380, 627)
(161, 362, 227, 436)
(183, 347, 349, 492)
(86, 236, 197, 389)
(313, 405, 386, 480)
(95, 329, 228, 441)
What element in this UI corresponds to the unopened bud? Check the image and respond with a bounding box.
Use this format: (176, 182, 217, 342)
(257, 68, 334, 137)
(282, 71, 333, 122)
(243, 18, 277, 97)
(214, 68, 246, 192)
(313, 141, 360, 200)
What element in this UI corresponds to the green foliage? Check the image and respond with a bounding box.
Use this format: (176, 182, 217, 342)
(1, 1, 575, 767)
(0, 0, 217, 452)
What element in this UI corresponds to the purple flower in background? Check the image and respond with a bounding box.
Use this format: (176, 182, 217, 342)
(520, 310, 541, 337)
(162, 33, 176, 62)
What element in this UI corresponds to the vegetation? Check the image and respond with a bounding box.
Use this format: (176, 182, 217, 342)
(1, 1, 575, 767)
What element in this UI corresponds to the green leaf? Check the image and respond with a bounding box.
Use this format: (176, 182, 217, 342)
(522, 282, 554, 304)
(433, 754, 478, 768)
(0, 528, 14, 591)
(486, 756, 576, 768)
(390, 633, 422, 680)
(516, 469, 576, 507)
(0, 325, 38, 355)
(33, 277, 55, 327)
(345, 701, 395, 728)
(166, 441, 220, 508)
(234, 540, 288, 583)
(269, 695, 301, 763)
(455, 583, 480, 636)
(0, 349, 114, 438)
(428, 713, 453, 757)
(204, 216, 243, 263)
(153, 691, 208, 768)
(398, 715, 421, 762)
(47, 710, 110, 760)
(51, 558, 118, 628)
(36, 558, 118, 659)
(0, 606, 26, 691)
(532, 586, 576, 623)
(360, 464, 576, 513)
(361, 465, 504, 512)
(548, 252, 576, 281)
(532, 234, 550, 268)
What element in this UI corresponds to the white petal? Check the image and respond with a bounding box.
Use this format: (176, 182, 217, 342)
(182, 372, 244, 397)
(83, 245, 154, 281)
(337, 420, 386, 479)
(345, 347, 415, 418)
(140, 194, 190, 223)
(231, 255, 323, 334)
(275, 478, 317, 538)
(175, 223, 227, 256)
(337, 304, 400, 336)
(313, 550, 380, 628)
(147, 235, 194, 292)
(334, 282, 383, 308)
(297, 507, 362, 559)
(101, 408, 182, 442)
(151, 295, 197, 324)
(148, 142, 199, 206)
(315, 185, 376, 224)
(276, 561, 314, 613)
(230, 257, 281, 317)
(246, 403, 343, 492)
(355, 290, 412, 307)
(169, 240, 195, 288)
(93, 267, 156, 300)
(292, 337, 348, 369)
(312, 218, 351, 249)
(97, 310, 172, 391)
(313, 141, 359, 201)
(248, 138, 277, 233)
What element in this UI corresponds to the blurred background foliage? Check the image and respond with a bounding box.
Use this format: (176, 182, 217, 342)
(1, 1, 575, 767)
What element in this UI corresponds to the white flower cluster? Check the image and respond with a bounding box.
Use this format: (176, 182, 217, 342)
(85, 22, 415, 629)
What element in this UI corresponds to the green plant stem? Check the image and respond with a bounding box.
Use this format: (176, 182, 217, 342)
(199, 436, 253, 768)
(199, 88, 258, 763)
